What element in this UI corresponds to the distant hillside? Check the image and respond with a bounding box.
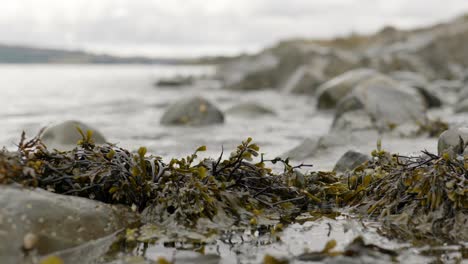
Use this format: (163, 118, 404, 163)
(0, 44, 201, 64)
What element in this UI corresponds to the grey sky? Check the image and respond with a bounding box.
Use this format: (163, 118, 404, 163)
(2, 0, 468, 57)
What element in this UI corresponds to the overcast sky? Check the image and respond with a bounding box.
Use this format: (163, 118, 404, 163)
(2, 0, 468, 57)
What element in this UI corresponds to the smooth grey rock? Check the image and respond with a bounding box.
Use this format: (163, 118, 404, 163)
(334, 75, 427, 131)
(437, 127, 468, 155)
(0, 185, 134, 264)
(160, 97, 224, 126)
(41, 120, 106, 151)
(226, 102, 275, 117)
(334, 150, 370, 173)
(316, 68, 378, 110)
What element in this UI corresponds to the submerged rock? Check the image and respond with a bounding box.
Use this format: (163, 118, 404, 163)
(160, 96, 224, 126)
(41, 120, 106, 151)
(0, 185, 134, 264)
(333, 75, 427, 131)
(333, 150, 371, 173)
(316, 68, 378, 110)
(437, 127, 468, 155)
(226, 102, 275, 117)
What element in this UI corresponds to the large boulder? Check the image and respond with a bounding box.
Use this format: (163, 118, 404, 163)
(332, 75, 427, 131)
(226, 102, 275, 117)
(437, 127, 468, 155)
(0, 185, 134, 264)
(161, 97, 224, 126)
(316, 68, 378, 109)
(333, 150, 370, 173)
(41, 120, 106, 151)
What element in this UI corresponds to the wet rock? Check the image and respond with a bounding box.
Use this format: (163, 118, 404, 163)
(437, 127, 468, 155)
(333, 75, 427, 131)
(160, 96, 224, 126)
(316, 69, 378, 110)
(41, 120, 106, 151)
(333, 150, 370, 173)
(0, 185, 134, 264)
(226, 102, 275, 117)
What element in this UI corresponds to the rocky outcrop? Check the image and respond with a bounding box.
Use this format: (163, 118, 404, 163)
(41, 120, 106, 151)
(161, 96, 224, 126)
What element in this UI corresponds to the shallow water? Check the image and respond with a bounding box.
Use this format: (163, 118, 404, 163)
(1, 64, 466, 263)
(0, 64, 454, 171)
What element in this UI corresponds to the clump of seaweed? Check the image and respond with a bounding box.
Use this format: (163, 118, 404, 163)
(1, 131, 336, 228)
(343, 141, 468, 242)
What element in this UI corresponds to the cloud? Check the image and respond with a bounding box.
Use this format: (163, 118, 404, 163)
(1, 0, 468, 57)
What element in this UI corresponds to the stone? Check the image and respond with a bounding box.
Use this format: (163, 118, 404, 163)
(316, 68, 378, 110)
(226, 102, 275, 117)
(160, 96, 224, 126)
(41, 120, 106, 151)
(281, 64, 325, 94)
(390, 71, 442, 108)
(454, 98, 468, 113)
(437, 127, 468, 155)
(333, 150, 370, 173)
(333, 75, 427, 131)
(0, 185, 134, 264)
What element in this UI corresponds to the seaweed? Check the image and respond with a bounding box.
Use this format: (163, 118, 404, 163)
(1, 129, 467, 262)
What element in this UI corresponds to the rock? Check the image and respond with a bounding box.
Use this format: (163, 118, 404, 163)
(160, 96, 224, 126)
(221, 42, 358, 91)
(155, 75, 193, 87)
(0, 185, 134, 264)
(282, 138, 319, 161)
(316, 68, 378, 109)
(281, 64, 325, 94)
(333, 150, 370, 173)
(437, 127, 468, 155)
(217, 52, 279, 90)
(333, 75, 427, 131)
(41, 120, 106, 151)
(454, 98, 468, 113)
(226, 102, 275, 117)
(390, 71, 442, 108)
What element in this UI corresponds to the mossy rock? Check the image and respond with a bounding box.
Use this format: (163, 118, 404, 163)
(160, 96, 224, 126)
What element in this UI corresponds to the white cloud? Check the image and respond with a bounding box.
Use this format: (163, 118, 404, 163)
(1, 0, 468, 57)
